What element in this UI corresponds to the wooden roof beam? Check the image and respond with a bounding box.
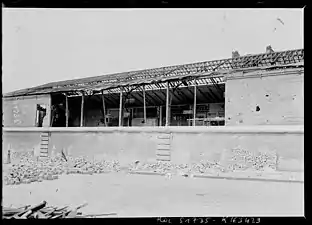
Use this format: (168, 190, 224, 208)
(136, 91, 154, 106)
(202, 85, 219, 103)
(149, 90, 165, 105)
(175, 87, 193, 103)
(196, 86, 213, 103)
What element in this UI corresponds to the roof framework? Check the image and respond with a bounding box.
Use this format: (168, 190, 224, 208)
(4, 49, 304, 98)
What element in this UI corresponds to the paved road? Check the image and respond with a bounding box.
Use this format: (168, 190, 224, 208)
(3, 173, 304, 217)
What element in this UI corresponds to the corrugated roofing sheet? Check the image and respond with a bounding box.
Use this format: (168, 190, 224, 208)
(3, 48, 304, 98)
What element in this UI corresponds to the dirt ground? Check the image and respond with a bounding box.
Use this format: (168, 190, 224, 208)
(2, 173, 304, 217)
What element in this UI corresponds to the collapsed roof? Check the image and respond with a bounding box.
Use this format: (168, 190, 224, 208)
(3, 48, 304, 98)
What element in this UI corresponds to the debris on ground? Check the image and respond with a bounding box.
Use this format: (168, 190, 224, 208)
(3, 148, 278, 186)
(2, 201, 117, 219)
(3, 153, 121, 185)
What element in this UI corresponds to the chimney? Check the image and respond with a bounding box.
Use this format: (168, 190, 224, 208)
(266, 45, 274, 54)
(232, 50, 240, 58)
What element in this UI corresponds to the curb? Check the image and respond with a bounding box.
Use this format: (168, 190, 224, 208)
(128, 171, 303, 183)
(193, 174, 304, 184)
(129, 171, 166, 176)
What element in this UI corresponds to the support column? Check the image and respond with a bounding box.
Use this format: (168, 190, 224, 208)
(101, 90, 107, 127)
(143, 85, 147, 124)
(119, 89, 123, 127)
(193, 80, 197, 127)
(165, 81, 170, 126)
(80, 92, 84, 127)
(65, 94, 69, 127)
(159, 106, 163, 126)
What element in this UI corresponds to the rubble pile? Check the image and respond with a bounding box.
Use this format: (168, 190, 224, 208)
(227, 148, 278, 171)
(2, 201, 117, 219)
(66, 156, 120, 174)
(3, 153, 121, 185)
(3, 148, 279, 185)
(129, 161, 175, 173)
(130, 161, 225, 175)
(10, 151, 34, 162)
(4, 154, 66, 185)
(191, 160, 224, 173)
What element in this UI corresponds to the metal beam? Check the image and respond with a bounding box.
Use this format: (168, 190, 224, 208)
(193, 81, 197, 126)
(143, 85, 147, 124)
(80, 92, 84, 127)
(65, 94, 69, 127)
(159, 106, 163, 126)
(101, 90, 107, 127)
(119, 90, 123, 127)
(165, 81, 170, 126)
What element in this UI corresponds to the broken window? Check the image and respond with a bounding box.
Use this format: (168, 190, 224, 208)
(36, 104, 47, 127)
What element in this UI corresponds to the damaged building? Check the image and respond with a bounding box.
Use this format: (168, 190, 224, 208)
(3, 48, 304, 128)
(2, 48, 304, 172)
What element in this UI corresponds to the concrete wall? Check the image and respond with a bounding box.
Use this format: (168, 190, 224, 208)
(3, 95, 51, 127)
(3, 126, 303, 172)
(48, 131, 158, 165)
(225, 68, 304, 126)
(170, 126, 304, 172)
(2, 131, 41, 163)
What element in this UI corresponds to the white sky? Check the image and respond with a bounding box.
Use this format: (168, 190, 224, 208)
(2, 8, 303, 93)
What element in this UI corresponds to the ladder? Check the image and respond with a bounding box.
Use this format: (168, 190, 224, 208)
(156, 133, 171, 162)
(39, 132, 49, 159)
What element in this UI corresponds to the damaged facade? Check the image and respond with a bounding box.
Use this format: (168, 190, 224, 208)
(3, 48, 304, 128)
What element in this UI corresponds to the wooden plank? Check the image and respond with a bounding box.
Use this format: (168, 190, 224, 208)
(157, 155, 171, 161)
(41, 137, 49, 141)
(157, 145, 171, 150)
(156, 150, 170, 156)
(40, 146, 49, 150)
(157, 134, 171, 139)
(157, 138, 170, 145)
(41, 140, 49, 145)
(40, 133, 49, 137)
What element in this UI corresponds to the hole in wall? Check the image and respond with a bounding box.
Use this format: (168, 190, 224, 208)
(265, 94, 269, 97)
(228, 117, 231, 120)
(256, 105, 260, 112)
